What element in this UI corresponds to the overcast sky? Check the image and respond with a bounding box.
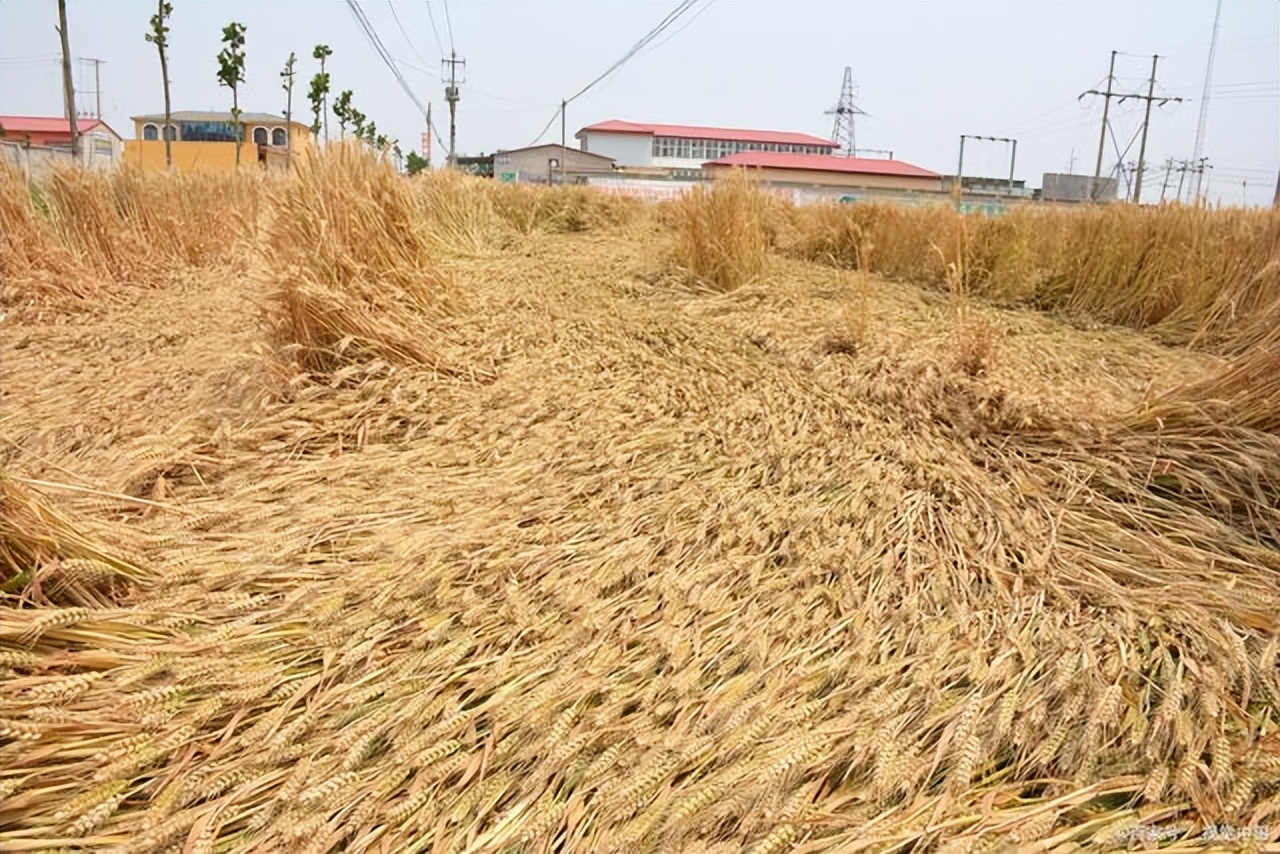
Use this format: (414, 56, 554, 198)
(1, 0, 1276, 205)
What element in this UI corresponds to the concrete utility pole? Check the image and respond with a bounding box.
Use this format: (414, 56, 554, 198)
(1083, 51, 1182, 205)
(1084, 50, 1116, 201)
(560, 98, 567, 184)
(956, 134, 1018, 198)
(56, 0, 80, 160)
(1131, 54, 1159, 204)
(79, 57, 104, 118)
(442, 50, 465, 168)
(1159, 157, 1173, 202)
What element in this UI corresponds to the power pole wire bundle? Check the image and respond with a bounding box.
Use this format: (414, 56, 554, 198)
(527, 0, 704, 149)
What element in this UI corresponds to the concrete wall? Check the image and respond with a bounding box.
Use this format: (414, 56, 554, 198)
(580, 132, 652, 168)
(124, 139, 309, 173)
(711, 165, 942, 193)
(0, 142, 72, 181)
(0, 131, 121, 171)
(1042, 173, 1117, 202)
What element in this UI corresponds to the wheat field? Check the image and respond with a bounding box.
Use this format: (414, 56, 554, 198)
(2, 148, 1279, 853)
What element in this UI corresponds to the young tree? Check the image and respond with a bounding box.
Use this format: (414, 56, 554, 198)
(216, 22, 247, 165)
(312, 44, 332, 143)
(306, 71, 327, 138)
(406, 150, 429, 175)
(145, 0, 174, 168)
(332, 90, 353, 139)
(280, 51, 296, 163)
(349, 108, 367, 143)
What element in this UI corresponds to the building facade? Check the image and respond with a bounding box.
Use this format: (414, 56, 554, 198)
(0, 115, 124, 169)
(704, 151, 943, 194)
(126, 111, 311, 173)
(494, 144, 614, 184)
(576, 120, 836, 173)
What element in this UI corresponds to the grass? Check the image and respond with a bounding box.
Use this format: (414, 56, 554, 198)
(1, 152, 1277, 852)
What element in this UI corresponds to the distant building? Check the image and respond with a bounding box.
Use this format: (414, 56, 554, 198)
(494, 144, 615, 184)
(704, 151, 943, 194)
(125, 110, 311, 173)
(576, 119, 836, 174)
(941, 175, 1033, 199)
(0, 115, 124, 169)
(456, 153, 494, 178)
(1041, 173, 1118, 203)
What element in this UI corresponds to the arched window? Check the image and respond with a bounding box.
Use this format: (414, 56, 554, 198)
(252, 127, 269, 145)
(271, 127, 287, 146)
(143, 123, 159, 141)
(163, 124, 177, 142)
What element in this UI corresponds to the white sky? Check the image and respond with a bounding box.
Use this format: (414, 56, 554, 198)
(1, 0, 1276, 205)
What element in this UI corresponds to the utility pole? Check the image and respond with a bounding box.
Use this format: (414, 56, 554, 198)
(56, 0, 80, 161)
(956, 134, 1018, 198)
(1083, 51, 1182, 204)
(825, 67, 865, 157)
(1191, 0, 1223, 203)
(80, 57, 104, 118)
(560, 98, 567, 184)
(442, 50, 465, 168)
(1175, 160, 1189, 202)
(1131, 54, 1159, 204)
(1159, 157, 1173, 202)
(1083, 50, 1116, 201)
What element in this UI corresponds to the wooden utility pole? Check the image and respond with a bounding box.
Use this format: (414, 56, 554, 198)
(56, 0, 81, 162)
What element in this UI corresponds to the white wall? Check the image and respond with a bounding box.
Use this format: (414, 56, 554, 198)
(652, 156, 709, 170)
(580, 132, 652, 167)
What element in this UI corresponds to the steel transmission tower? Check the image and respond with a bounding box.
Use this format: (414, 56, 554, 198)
(825, 67, 864, 157)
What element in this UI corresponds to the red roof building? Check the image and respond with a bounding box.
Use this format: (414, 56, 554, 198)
(0, 115, 124, 168)
(576, 119, 837, 174)
(704, 151, 942, 193)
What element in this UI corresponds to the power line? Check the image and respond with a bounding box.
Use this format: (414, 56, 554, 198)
(387, 0, 432, 68)
(442, 0, 455, 53)
(567, 1, 696, 104)
(528, 0, 701, 147)
(345, 0, 431, 120)
(423, 2, 445, 56)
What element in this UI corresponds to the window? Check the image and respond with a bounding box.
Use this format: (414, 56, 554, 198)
(178, 121, 240, 142)
(143, 123, 159, 141)
(163, 124, 177, 142)
(271, 127, 287, 146)
(253, 127, 268, 145)
(676, 138, 690, 159)
(659, 137, 674, 158)
(690, 139, 705, 160)
(652, 138, 661, 157)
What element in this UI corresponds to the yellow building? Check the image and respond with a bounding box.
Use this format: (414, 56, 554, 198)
(124, 110, 312, 173)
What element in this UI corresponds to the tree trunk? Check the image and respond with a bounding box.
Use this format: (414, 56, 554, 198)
(285, 84, 292, 168)
(233, 90, 241, 166)
(159, 0, 172, 169)
(56, 0, 80, 163)
(320, 58, 329, 145)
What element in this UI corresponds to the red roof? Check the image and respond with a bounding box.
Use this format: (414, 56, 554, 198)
(704, 151, 941, 179)
(577, 119, 835, 149)
(0, 115, 112, 137)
